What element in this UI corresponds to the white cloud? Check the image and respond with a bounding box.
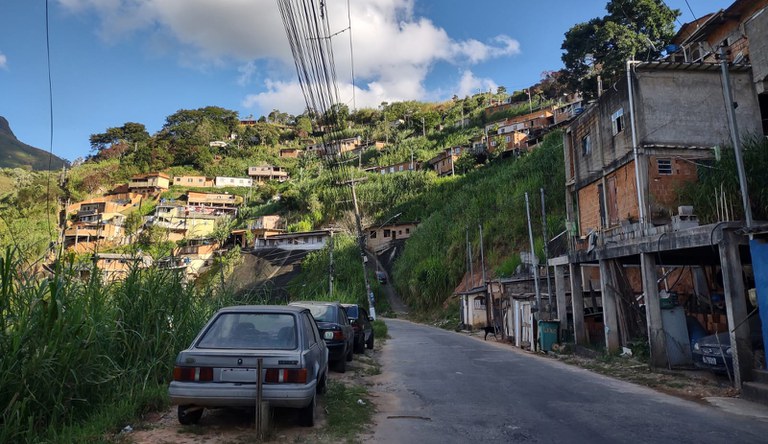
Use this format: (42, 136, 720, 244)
(237, 61, 257, 86)
(0, 52, 6, 69)
(58, 0, 520, 113)
(456, 70, 497, 98)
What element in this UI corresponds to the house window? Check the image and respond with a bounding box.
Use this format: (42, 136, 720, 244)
(474, 297, 486, 309)
(405, 228, 410, 234)
(657, 159, 673, 175)
(611, 108, 624, 135)
(581, 134, 591, 156)
(383, 229, 391, 238)
(505, 135, 511, 143)
(370, 231, 377, 239)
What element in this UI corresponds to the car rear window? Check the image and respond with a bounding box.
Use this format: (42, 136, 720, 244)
(302, 305, 334, 323)
(197, 313, 297, 350)
(344, 305, 359, 319)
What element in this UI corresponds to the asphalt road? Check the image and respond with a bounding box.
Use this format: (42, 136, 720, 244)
(368, 319, 768, 444)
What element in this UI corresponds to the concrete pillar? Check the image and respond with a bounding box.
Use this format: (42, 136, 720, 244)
(570, 263, 587, 344)
(641, 253, 667, 368)
(599, 259, 620, 353)
(554, 265, 568, 341)
(719, 232, 753, 387)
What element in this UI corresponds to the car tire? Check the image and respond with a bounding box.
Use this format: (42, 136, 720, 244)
(335, 358, 346, 373)
(354, 336, 364, 354)
(317, 372, 327, 395)
(366, 332, 374, 350)
(346, 344, 354, 362)
(299, 394, 316, 427)
(177, 405, 203, 425)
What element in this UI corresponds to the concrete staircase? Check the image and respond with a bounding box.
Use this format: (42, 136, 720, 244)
(742, 369, 768, 406)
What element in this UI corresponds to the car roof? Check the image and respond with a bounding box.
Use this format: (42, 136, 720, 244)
(289, 301, 342, 307)
(216, 305, 308, 314)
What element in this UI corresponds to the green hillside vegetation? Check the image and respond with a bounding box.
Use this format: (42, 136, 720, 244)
(0, 116, 69, 171)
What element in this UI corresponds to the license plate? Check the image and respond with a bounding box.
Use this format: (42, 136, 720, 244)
(703, 356, 718, 365)
(221, 368, 258, 382)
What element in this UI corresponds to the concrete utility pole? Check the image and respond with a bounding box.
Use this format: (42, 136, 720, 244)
(525, 192, 542, 318)
(328, 231, 334, 298)
(479, 223, 490, 326)
(351, 181, 375, 319)
(719, 45, 753, 229)
(540, 188, 552, 311)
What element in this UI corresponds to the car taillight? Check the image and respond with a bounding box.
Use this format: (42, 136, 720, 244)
(323, 330, 344, 340)
(351, 323, 361, 332)
(173, 366, 214, 382)
(265, 368, 308, 384)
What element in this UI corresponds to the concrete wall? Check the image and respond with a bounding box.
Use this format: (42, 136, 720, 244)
(747, 8, 768, 94)
(635, 68, 762, 146)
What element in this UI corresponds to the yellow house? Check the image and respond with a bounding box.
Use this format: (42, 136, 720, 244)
(173, 176, 215, 188)
(365, 222, 419, 253)
(129, 172, 171, 194)
(151, 205, 222, 242)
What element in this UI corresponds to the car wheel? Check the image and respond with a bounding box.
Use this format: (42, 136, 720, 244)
(354, 336, 364, 354)
(177, 405, 203, 425)
(366, 332, 375, 349)
(346, 344, 354, 362)
(334, 358, 346, 373)
(317, 371, 327, 395)
(299, 393, 316, 427)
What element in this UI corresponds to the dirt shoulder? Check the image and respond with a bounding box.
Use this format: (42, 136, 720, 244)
(118, 348, 382, 444)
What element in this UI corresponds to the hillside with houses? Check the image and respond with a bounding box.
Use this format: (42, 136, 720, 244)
(3, 0, 768, 441)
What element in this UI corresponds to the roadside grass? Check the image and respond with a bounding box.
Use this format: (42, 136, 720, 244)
(372, 319, 389, 340)
(324, 381, 373, 441)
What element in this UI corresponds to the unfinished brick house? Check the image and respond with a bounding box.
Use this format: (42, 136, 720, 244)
(549, 55, 766, 391)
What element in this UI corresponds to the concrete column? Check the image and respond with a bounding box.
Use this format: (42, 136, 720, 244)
(514, 300, 521, 348)
(641, 253, 667, 368)
(570, 263, 587, 344)
(554, 265, 568, 341)
(719, 232, 753, 388)
(599, 259, 620, 353)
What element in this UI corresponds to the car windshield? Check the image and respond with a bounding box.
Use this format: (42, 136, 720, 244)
(196, 312, 297, 350)
(304, 305, 334, 323)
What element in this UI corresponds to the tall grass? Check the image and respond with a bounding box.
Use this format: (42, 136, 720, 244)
(0, 248, 225, 443)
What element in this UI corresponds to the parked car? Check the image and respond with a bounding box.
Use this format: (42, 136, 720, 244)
(375, 270, 387, 284)
(290, 301, 354, 372)
(342, 303, 374, 353)
(168, 305, 328, 427)
(691, 317, 763, 374)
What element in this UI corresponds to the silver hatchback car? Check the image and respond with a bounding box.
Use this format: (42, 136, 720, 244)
(169, 305, 329, 427)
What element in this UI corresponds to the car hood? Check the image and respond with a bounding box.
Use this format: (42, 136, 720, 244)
(696, 332, 730, 348)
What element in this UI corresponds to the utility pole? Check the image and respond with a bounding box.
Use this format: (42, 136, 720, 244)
(328, 231, 334, 298)
(540, 188, 552, 312)
(719, 44, 753, 228)
(468, 227, 474, 286)
(350, 181, 375, 319)
(525, 192, 542, 319)
(479, 223, 490, 327)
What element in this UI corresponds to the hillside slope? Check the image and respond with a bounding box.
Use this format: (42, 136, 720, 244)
(0, 116, 69, 170)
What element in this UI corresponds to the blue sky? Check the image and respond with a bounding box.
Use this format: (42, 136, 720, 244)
(0, 0, 733, 162)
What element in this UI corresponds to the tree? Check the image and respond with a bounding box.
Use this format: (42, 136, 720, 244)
(561, 0, 679, 98)
(89, 122, 149, 152)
